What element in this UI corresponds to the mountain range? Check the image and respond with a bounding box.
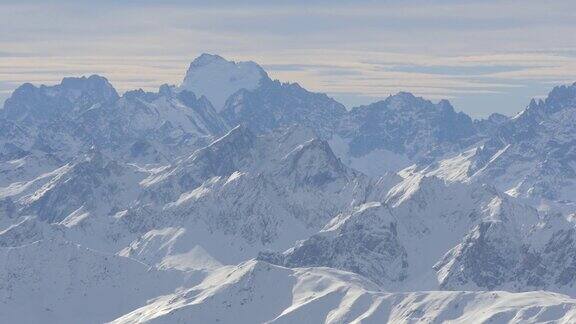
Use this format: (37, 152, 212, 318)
(1, 53, 576, 323)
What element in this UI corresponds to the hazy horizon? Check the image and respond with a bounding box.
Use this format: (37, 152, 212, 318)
(2, 0, 576, 117)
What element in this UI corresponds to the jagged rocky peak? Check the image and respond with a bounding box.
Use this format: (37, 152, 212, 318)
(474, 112, 510, 137)
(220, 79, 347, 138)
(384, 92, 473, 127)
(476, 112, 509, 126)
(260, 201, 408, 286)
(281, 137, 350, 187)
(542, 81, 576, 112)
(366, 91, 449, 111)
(3, 74, 119, 122)
(175, 124, 257, 178)
(353, 91, 469, 123)
(44, 74, 118, 105)
(122, 83, 211, 110)
(385, 91, 424, 108)
(520, 81, 576, 117)
(363, 91, 443, 113)
(59, 74, 118, 100)
(486, 112, 509, 123)
(341, 91, 476, 164)
(180, 53, 270, 111)
(123, 84, 181, 102)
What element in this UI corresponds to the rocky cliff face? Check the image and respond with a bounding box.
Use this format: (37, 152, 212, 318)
(416, 82, 576, 215)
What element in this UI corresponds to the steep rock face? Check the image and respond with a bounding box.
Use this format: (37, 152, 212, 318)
(536, 227, 576, 287)
(0, 77, 230, 165)
(434, 220, 524, 290)
(259, 202, 408, 286)
(332, 92, 478, 175)
(473, 112, 509, 138)
(221, 79, 347, 138)
(418, 82, 576, 214)
(435, 212, 576, 295)
(2, 75, 118, 124)
(262, 174, 558, 292)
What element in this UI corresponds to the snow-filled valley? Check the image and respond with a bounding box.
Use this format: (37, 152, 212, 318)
(2, 54, 576, 323)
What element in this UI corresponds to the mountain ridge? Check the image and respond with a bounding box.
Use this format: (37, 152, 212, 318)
(2, 53, 576, 323)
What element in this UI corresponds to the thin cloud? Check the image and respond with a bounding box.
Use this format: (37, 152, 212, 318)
(0, 1, 575, 116)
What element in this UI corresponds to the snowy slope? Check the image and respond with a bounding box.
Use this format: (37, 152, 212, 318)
(0, 224, 184, 324)
(1, 122, 386, 271)
(262, 173, 576, 295)
(111, 260, 576, 324)
(118, 125, 384, 269)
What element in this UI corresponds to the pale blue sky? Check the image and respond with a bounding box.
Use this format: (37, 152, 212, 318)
(1, 0, 575, 117)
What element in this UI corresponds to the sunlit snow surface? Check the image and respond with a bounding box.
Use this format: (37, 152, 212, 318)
(1, 55, 576, 323)
(180, 54, 267, 111)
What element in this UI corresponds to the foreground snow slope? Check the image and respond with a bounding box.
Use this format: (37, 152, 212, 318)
(0, 227, 185, 324)
(111, 260, 576, 324)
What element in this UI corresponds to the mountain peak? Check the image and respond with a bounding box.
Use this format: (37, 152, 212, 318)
(392, 91, 417, 99)
(50, 74, 118, 103)
(382, 91, 431, 110)
(189, 53, 228, 67)
(3, 74, 119, 122)
(60, 74, 111, 87)
(543, 82, 576, 112)
(180, 54, 269, 111)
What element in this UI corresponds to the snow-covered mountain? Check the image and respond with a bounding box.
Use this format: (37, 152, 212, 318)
(1, 121, 385, 266)
(0, 218, 185, 324)
(409, 82, 576, 215)
(180, 53, 347, 138)
(2, 53, 576, 323)
(0, 76, 229, 166)
(184, 55, 486, 176)
(180, 54, 268, 111)
(117, 125, 381, 269)
(261, 173, 576, 295)
(221, 79, 347, 138)
(330, 92, 480, 176)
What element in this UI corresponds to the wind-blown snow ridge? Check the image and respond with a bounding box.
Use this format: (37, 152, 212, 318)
(110, 260, 576, 324)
